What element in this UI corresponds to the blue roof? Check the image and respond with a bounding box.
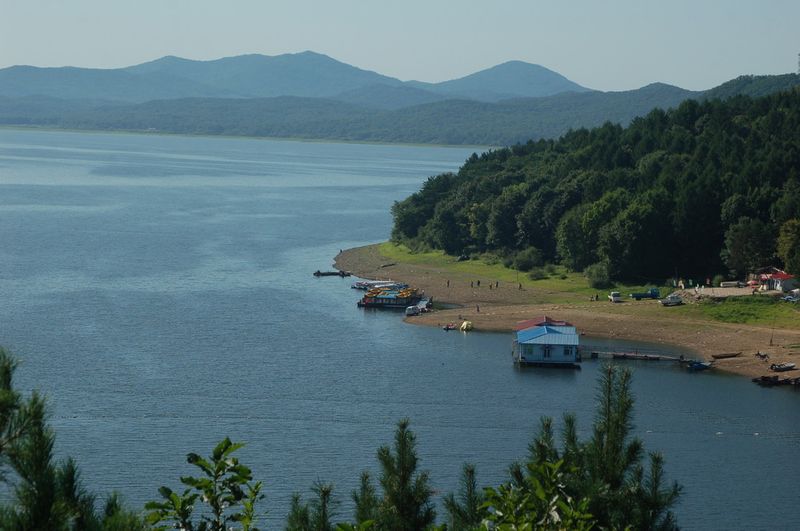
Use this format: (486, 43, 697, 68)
(516, 325, 580, 346)
(517, 325, 575, 341)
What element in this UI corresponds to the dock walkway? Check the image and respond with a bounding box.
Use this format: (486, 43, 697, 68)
(579, 344, 683, 362)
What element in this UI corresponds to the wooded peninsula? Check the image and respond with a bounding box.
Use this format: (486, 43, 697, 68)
(390, 90, 800, 283)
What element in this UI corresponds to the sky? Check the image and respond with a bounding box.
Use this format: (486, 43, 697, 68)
(2, 0, 799, 91)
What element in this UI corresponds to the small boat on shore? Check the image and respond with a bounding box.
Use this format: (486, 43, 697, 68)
(752, 375, 799, 387)
(752, 375, 782, 386)
(443, 323, 457, 331)
(687, 360, 713, 371)
(770, 362, 796, 372)
(711, 351, 742, 360)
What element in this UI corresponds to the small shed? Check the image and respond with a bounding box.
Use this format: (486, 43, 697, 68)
(512, 324, 580, 367)
(759, 270, 796, 292)
(773, 272, 796, 292)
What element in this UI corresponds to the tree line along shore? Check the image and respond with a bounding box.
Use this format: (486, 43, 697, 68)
(389, 90, 800, 290)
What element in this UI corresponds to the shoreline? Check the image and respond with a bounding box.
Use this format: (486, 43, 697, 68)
(0, 125, 493, 150)
(335, 244, 800, 380)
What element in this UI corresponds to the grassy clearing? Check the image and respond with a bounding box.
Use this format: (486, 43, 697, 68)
(685, 295, 800, 326)
(375, 242, 800, 330)
(378, 242, 671, 303)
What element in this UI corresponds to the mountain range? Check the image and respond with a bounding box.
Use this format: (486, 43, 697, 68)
(1, 51, 798, 145)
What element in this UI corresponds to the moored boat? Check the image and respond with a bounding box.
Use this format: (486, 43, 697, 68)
(357, 287, 422, 309)
(314, 270, 351, 277)
(711, 351, 742, 360)
(752, 375, 781, 386)
(770, 362, 796, 372)
(687, 360, 713, 371)
(752, 375, 798, 387)
(351, 279, 406, 290)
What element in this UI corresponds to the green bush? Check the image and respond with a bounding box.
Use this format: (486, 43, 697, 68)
(528, 267, 548, 280)
(585, 262, 612, 289)
(514, 247, 543, 272)
(712, 274, 726, 287)
(481, 253, 501, 266)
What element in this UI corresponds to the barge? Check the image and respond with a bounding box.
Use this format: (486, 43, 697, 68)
(357, 286, 422, 309)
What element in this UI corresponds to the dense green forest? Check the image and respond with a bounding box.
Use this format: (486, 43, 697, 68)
(0, 347, 679, 529)
(391, 89, 800, 282)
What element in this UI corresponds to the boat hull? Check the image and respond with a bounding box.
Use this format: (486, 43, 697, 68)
(357, 297, 422, 309)
(711, 352, 742, 360)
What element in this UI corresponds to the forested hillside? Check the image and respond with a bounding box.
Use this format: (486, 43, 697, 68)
(391, 90, 800, 282)
(0, 85, 693, 146)
(2, 73, 798, 146)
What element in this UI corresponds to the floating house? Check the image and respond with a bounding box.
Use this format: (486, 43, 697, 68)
(512, 317, 581, 368)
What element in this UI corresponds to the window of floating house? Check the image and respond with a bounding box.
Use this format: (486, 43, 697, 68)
(543, 345, 551, 358)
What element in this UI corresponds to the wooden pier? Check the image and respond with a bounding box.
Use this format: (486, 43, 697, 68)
(579, 344, 684, 362)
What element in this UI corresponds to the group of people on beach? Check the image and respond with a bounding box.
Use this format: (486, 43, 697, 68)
(464, 279, 501, 289)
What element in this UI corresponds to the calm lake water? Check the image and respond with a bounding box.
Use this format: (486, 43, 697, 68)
(0, 129, 798, 529)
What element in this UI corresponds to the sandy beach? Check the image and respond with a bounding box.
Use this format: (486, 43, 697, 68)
(335, 244, 800, 380)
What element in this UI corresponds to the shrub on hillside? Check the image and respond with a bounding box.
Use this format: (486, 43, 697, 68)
(585, 261, 612, 289)
(514, 247, 543, 272)
(528, 267, 549, 280)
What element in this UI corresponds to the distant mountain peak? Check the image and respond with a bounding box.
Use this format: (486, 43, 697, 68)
(3, 51, 589, 105)
(406, 59, 591, 102)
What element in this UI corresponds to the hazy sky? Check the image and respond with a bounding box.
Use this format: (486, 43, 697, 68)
(3, 0, 798, 91)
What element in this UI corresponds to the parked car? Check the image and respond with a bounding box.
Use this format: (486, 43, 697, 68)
(608, 291, 622, 303)
(660, 294, 683, 306)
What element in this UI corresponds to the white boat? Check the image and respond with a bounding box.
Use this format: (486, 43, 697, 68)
(351, 280, 406, 290)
